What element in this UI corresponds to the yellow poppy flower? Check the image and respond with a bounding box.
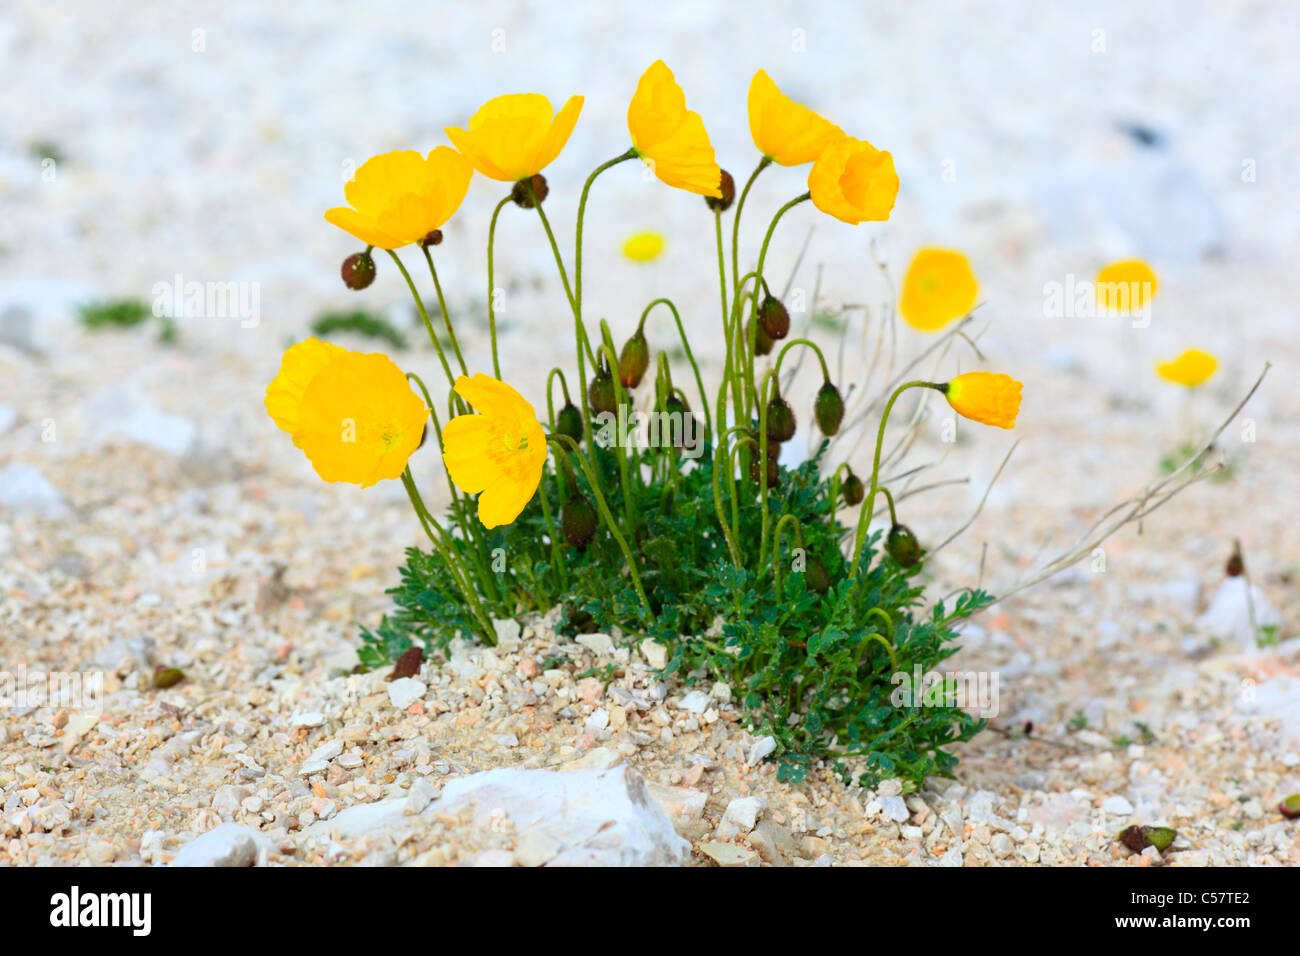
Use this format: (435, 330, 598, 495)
(627, 60, 722, 198)
(266, 338, 428, 488)
(622, 231, 665, 262)
(1156, 349, 1218, 387)
(747, 69, 845, 166)
(444, 93, 584, 182)
(441, 374, 547, 529)
(900, 248, 979, 332)
(1096, 259, 1158, 313)
(807, 137, 899, 225)
(324, 147, 473, 250)
(944, 372, 1022, 430)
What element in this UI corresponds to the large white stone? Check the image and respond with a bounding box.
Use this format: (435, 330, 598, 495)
(0, 465, 72, 518)
(1198, 577, 1282, 650)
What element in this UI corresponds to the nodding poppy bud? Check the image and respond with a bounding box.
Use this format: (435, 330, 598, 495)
(588, 365, 617, 416)
(1118, 825, 1176, 853)
(705, 169, 736, 213)
(842, 469, 864, 506)
(664, 393, 697, 448)
(886, 523, 923, 568)
(555, 401, 583, 443)
(341, 250, 376, 290)
(814, 381, 845, 436)
(766, 395, 796, 443)
(758, 294, 790, 340)
(803, 557, 831, 596)
(561, 494, 598, 547)
(511, 174, 549, 208)
(1225, 540, 1244, 577)
(748, 439, 781, 488)
(419, 229, 443, 248)
(619, 329, 650, 388)
(748, 318, 775, 356)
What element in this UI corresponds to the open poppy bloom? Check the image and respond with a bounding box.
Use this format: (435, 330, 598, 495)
(943, 372, 1022, 429)
(901, 248, 979, 332)
(324, 147, 473, 250)
(807, 137, 899, 224)
(627, 60, 722, 198)
(441, 374, 547, 529)
(1096, 259, 1158, 313)
(266, 338, 428, 487)
(747, 69, 845, 166)
(445, 93, 584, 182)
(1156, 349, 1218, 387)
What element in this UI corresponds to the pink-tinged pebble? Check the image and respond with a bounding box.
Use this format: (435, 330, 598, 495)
(576, 677, 603, 706)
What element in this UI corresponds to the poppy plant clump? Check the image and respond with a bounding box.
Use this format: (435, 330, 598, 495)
(263, 62, 1242, 787)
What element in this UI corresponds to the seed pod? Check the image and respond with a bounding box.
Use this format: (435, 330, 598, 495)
(705, 169, 736, 213)
(418, 229, 443, 248)
(766, 395, 796, 443)
(618, 329, 650, 388)
(814, 381, 845, 436)
(1117, 825, 1177, 853)
(1225, 540, 1244, 577)
(388, 646, 423, 681)
(804, 557, 831, 595)
(341, 250, 376, 290)
(758, 294, 790, 340)
(511, 174, 549, 208)
(555, 401, 583, 443)
(842, 469, 864, 507)
(748, 440, 781, 488)
(152, 666, 185, 689)
(588, 364, 617, 416)
(886, 523, 923, 568)
(747, 318, 774, 356)
(562, 494, 598, 547)
(1280, 794, 1300, 819)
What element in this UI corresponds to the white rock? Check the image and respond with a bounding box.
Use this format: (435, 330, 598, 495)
(698, 842, 757, 867)
(645, 783, 707, 822)
(492, 618, 522, 649)
(640, 639, 668, 670)
(171, 823, 269, 867)
(1102, 795, 1134, 815)
(584, 709, 609, 732)
(879, 795, 910, 823)
(387, 677, 426, 709)
(515, 829, 564, 867)
(716, 797, 762, 839)
(290, 711, 325, 728)
(1198, 577, 1282, 650)
(678, 690, 711, 714)
(434, 766, 689, 866)
(405, 778, 437, 815)
(576, 632, 616, 657)
(305, 798, 406, 839)
(86, 382, 197, 456)
(0, 465, 72, 518)
(747, 735, 776, 766)
(559, 746, 622, 772)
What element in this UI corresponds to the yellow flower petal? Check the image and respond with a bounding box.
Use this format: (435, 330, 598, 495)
(444, 93, 583, 182)
(265, 337, 347, 436)
(900, 248, 979, 332)
(1156, 349, 1217, 387)
(944, 372, 1022, 430)
(627, 60, 722, 198)
(326, 147, 472, 250)
(747, 69, 845, 166)
(1096, 259, 1158, 314)
(808, 137, 898, 225)
(622, 231, 665, 263)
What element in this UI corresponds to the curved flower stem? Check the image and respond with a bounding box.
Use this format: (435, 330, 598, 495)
(878, 485, 899, 525)
(849, 380, 937, 576)
(773, 337, 832, 385)
(757, 368, 778, 569)
(772, 514, 805, 592)
(386, 250, 456, 389)
(485, 196, 512, 379)
(709, 435, 742, 566)
(596, 332, 637, 533)
(400, 467, 496, 645)
(534, 467, 567, 593)
(828, 462, 855, 524)
(748, 193, 811, 415)
(714, 210, 730, 339)
(856, 627, 898, 674)
(548, 435, 651, 619)
(406, 372, 457, 500)
(639, 297, 712, 441)
(421, 245, 466, 376)
(731, 156, 772, 301)
(575, 148, 639, 321)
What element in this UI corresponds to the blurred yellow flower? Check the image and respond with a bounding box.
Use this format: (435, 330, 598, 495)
(622, 231, 665, 262)
(324, 147, 473, 250)
(1156, 349, 1218, 387)
(807, 137, 898, 225)
(747, 69, 845, 166)
(900, 248, 979, 332)
(944, 372, 1022, 430)
(266, 338, 428, 488)
(445, 93, 584, 182)
(627, 60, 722, 198)
(1096, 259, 1158, 313)
(442, 374, 547, 529)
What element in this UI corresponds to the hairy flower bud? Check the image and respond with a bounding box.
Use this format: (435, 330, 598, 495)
(588, 365, 617, 416)
(886, 523, 923, 568)
(814, 381, 845, 435)
(758, 294, 790, 340)
(555, 401, 583, 443)
(341, 250, 376, 290)
(1225, 540, 1244, 577)
(804, 557, 831, 595)
(418, 229, 443, 248)
(748, 439, 781, 488)
(562, 494, 598, 547)
(705, 169, 736, 213)
(619, 329, 650, 388)
(511, 173, 550, 208)
(748, 318, 775, 356)
(766, 395, 796, 443)
(842, 468, 864, 507)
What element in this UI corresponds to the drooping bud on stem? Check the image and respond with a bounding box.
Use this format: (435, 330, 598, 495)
(814, 380, 845, 435)
(588, 362, 617, 416)
(705, 170, 736, 213)
(511, 174, 549, 208)
(749, 439, 781, 488)
(618, 328, 650, 388)
(418, 229, 443, 248)
(341, 250, 376, 290)
(748, 318, 774, 356)
(561, 494, 598, 547)
(804, 556, 831, 595)
(555, 401, 583, 443)
(886, 523, 923, 568)
(758, 294, 790, 340)
(766, 392, 796, 443)
(842, 468, 864, 507)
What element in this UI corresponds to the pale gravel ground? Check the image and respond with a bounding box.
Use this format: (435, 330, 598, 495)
(2, 0, 1299, 865)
